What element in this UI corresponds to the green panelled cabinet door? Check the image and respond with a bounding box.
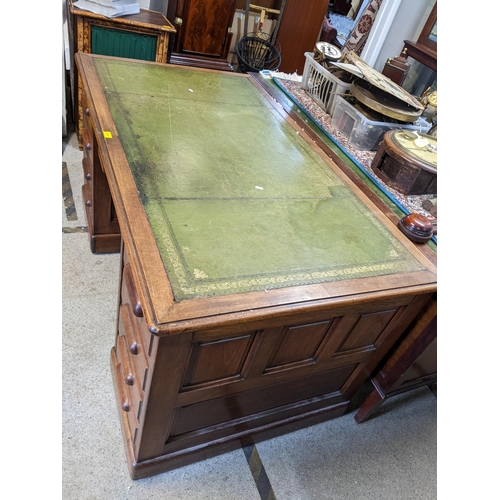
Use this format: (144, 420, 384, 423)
(91, 25, 157, 61)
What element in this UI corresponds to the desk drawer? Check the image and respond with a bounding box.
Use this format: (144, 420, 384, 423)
(120, 260, 155, 359)
(82, 126, 93, 161)
(82, 183, 93, 228)
(116, 332, 144, 410)
(82, 156, 91, 181)
(112, 347, 140, 437)
(118, 303, 149, 391)
(81, 95, 94, 156)
(81, 92, 95, 221)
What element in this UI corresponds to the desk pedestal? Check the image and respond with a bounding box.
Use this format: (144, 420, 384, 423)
(112, 244, 433, 478)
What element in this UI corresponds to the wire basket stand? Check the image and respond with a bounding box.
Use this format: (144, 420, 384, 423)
(236, 1, 286, 73)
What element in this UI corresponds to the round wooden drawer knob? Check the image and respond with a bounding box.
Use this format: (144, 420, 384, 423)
(86, 200, 92, 207)
(125, 374, 135, 386)
(122, 401, 130, 412)
(85, 108, 90, 116)
(130, 342, 139, 355)
(85, 143, 91, 151)
(85, 172, 91, 181)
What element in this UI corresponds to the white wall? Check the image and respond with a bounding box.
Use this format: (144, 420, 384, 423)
(136, 1, 171, 14)
(148, 0, 169, 15)
(369, 0, 436, 72)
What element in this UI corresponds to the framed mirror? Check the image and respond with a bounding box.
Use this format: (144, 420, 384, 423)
(417, 2, 437, 53)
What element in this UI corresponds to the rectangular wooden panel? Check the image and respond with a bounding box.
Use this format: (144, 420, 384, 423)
(169, 364, 356, 437)
(90, 25, 157, 61)
(276, 0, 330, 73)
(338, 309, 398, 351)
(183, 333, 255, 387)
(267, 321, 331, 367)
(182, 0, 235, 56)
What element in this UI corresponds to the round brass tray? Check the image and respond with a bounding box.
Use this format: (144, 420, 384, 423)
(350, 79, 422, 123)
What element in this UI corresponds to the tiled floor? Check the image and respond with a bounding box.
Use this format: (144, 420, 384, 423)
(62, 124, 437, 499)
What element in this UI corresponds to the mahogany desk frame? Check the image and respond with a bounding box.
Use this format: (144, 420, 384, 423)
(75, 53, 437, 479)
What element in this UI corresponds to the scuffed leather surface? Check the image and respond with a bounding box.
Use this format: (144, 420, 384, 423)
(95, 59, 423, 300)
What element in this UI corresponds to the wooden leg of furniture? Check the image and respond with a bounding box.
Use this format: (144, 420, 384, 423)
(354, 295, 437, 423)
(354, 387, 385, 423)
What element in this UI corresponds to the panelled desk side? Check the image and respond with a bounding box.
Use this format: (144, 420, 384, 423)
(75, 53, 437, 479)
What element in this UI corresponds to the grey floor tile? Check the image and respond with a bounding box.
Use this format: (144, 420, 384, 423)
(254, 388, 437, 500)
(62, 232, 121, 297)
(62, 451, 261, 500)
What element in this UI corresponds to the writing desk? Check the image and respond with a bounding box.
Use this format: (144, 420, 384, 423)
(75, 53, 437, 479)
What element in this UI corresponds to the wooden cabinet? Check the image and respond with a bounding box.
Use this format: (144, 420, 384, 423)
(68, 0, 176, 148)
(275, 0, 329, 74)
(167, 0, 237, 70)
(75, 53, 436, 479)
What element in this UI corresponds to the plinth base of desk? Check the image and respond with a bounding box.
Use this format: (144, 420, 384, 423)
(89, 234, 121, 254)
(111, 347, 348, 480)
(125, 402, 349, 480)
(82, 185, 121, 253)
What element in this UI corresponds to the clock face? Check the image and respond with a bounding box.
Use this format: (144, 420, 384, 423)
(346, 51, 424, 111)
(315, 42, 342, 61)
(392, 131, 437, 170)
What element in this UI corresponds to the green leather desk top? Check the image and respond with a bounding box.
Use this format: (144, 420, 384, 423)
(94, 58, 424, 301)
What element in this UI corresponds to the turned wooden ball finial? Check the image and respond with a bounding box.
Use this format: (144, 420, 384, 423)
(397, 213, 434, 243)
